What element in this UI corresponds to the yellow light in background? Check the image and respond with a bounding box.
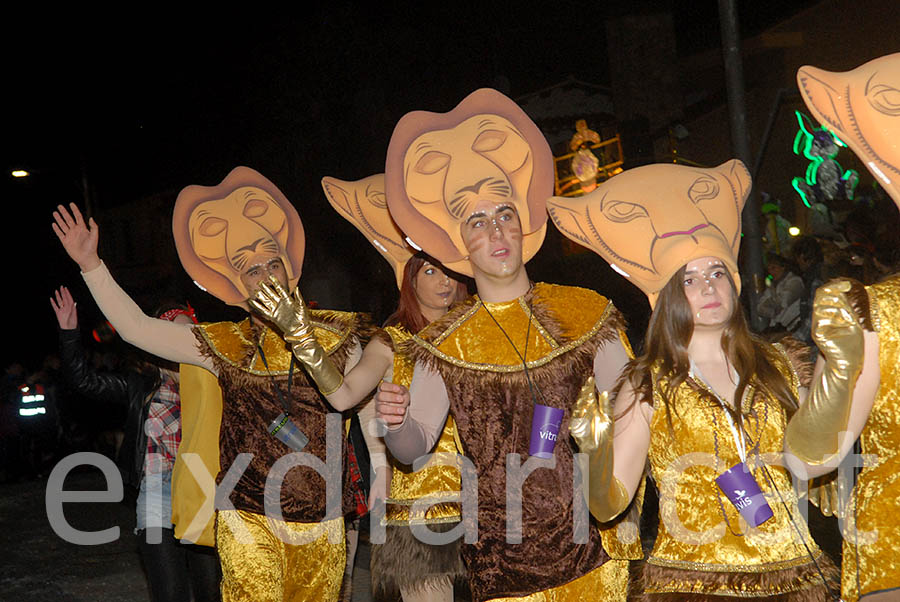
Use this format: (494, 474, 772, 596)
(788, 226, 801, 236)
(11, 170, 29, 178)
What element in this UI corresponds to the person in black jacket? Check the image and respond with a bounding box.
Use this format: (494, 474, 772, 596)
(52, 285, 220, 602)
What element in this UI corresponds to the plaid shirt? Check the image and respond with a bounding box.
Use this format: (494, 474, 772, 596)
(347, 435, 368, 518)
(143, 372, 181, 475)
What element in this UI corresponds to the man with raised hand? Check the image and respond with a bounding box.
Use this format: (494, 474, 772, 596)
(53, 167, 371, 602)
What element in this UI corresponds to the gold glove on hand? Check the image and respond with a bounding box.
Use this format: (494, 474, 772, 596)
(786, 279, 865, 465)
(250, 276, 343, 396)
(569, 376, 630, 522)
(803, 473, 848, 519)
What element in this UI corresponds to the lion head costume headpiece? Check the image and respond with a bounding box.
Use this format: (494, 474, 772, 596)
(173, 166, 305, 307)
(547, 160, 750, 307)
(385, 88, 553, 277)
(321, 173, 413, 289)
(797, 53, 900, 211)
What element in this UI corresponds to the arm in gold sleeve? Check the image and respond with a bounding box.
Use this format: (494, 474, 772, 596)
(250, 276, 344, 396)
(785, 280, 867, 466)
(569, 379, 631, 522)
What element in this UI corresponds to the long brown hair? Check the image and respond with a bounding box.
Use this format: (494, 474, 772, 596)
(384, 253, 468, 333)
(622, 266, 798, 433)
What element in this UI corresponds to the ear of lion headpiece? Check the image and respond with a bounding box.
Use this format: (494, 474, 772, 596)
(797, 53, 900, 211)
(548, 160, 750, 307)
(321, 174, 413, 289)
(173, 166, 305, 307)
(385, 88, 553, 277)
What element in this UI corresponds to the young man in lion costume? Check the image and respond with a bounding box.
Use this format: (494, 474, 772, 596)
(374, 88, 643, 602)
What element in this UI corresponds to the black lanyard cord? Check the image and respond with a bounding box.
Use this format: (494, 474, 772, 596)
(257, 344, 296, 415)
(481, 288, 547, 408)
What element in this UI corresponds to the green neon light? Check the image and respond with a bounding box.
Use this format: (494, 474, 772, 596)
(792, 129, 805, 156)
(832, 132, 847, 147)
(792, 177, 813, 208)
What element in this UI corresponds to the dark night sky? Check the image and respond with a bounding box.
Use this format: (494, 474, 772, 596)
(3, 2, 819, 370)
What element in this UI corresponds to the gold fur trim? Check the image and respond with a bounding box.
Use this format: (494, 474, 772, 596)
(516, 296, 559, 348)
(196, 310, 365, 375)
(382, 516, 463, 527)
(647, 551, 826, 573)
(412, 287, 613, 373)
(385, 494, 461, 505)
(772, 341, 803, 395)
(867, 285, 882, 332)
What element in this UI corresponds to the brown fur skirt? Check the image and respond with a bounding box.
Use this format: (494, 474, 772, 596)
(629, 554, 841, 601)
(370, 522, 467, 601)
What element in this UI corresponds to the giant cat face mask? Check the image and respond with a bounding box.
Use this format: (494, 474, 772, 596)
(321, 173, 413, 289)
(385, 88, 553, 277)
(173, 166, 305, 307)
(797, 53, 900, 210)
(547, 160, 750, 307)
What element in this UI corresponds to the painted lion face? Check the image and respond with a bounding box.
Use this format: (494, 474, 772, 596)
(548, 160, 750, 306)
(173, 167, 305, 306)
(386, 88, 552, 277)
(798, 53, 900, 210)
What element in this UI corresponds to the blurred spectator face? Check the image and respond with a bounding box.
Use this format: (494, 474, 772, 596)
(768, 262, 785, 281)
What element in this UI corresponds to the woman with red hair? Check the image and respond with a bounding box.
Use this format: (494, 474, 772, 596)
(325, 252, 468, 602)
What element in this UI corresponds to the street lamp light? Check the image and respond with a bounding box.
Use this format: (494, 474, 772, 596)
(11, 169, 29, 178)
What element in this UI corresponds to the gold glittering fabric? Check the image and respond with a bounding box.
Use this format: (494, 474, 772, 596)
(842, 275, 900, 601)
(382, 325, 463, 526)
(640, 344, 838, 599)
(193, 312, 366, 522)
(405, 283, 640, 602)
(371, 325, 467, 598)
(216, 509, 344, 602)
(486, 560, 627, 601)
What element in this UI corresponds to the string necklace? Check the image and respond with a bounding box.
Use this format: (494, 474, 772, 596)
(690, 359, 839, 599)
(691, 361, 761, 537)
(480, 284, 547, 407)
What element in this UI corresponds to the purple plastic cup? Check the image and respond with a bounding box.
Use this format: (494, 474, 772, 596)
(529, 404, 565, 459)
(715, 461, 774, 527)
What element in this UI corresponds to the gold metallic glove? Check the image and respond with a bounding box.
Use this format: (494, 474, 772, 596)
(569, 376, 630, 522)
(250, 276, 344, 396)
(786, 279, 865, 465)
(803, 473, 848, 519)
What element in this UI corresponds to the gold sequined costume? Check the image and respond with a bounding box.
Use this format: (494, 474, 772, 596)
(193, 311, 367, 602)
(841, 275, 900, 601)
(639, 342, 838, 600)
(371, 325, 467, 597)
(406, 284, 643, 602)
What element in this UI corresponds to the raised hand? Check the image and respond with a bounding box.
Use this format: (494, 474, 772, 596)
(250, 275, 344, 395)
(786, 279, 867, 465)
(51, 203, 101, 272)
(249, 275, 313, 342)
(50, 286, 78, 330)
(375, 381, 410, 427)
(811, 279, 864, 373)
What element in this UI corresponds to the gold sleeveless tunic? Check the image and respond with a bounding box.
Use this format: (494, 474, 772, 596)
(842, 275, 900, 600)
(370, 325, 467, 599)
(642, 343, 836, 599)
(183, 311, 366, 602)
(407, 284, 643, 602)
(382, 325, 462, 526)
